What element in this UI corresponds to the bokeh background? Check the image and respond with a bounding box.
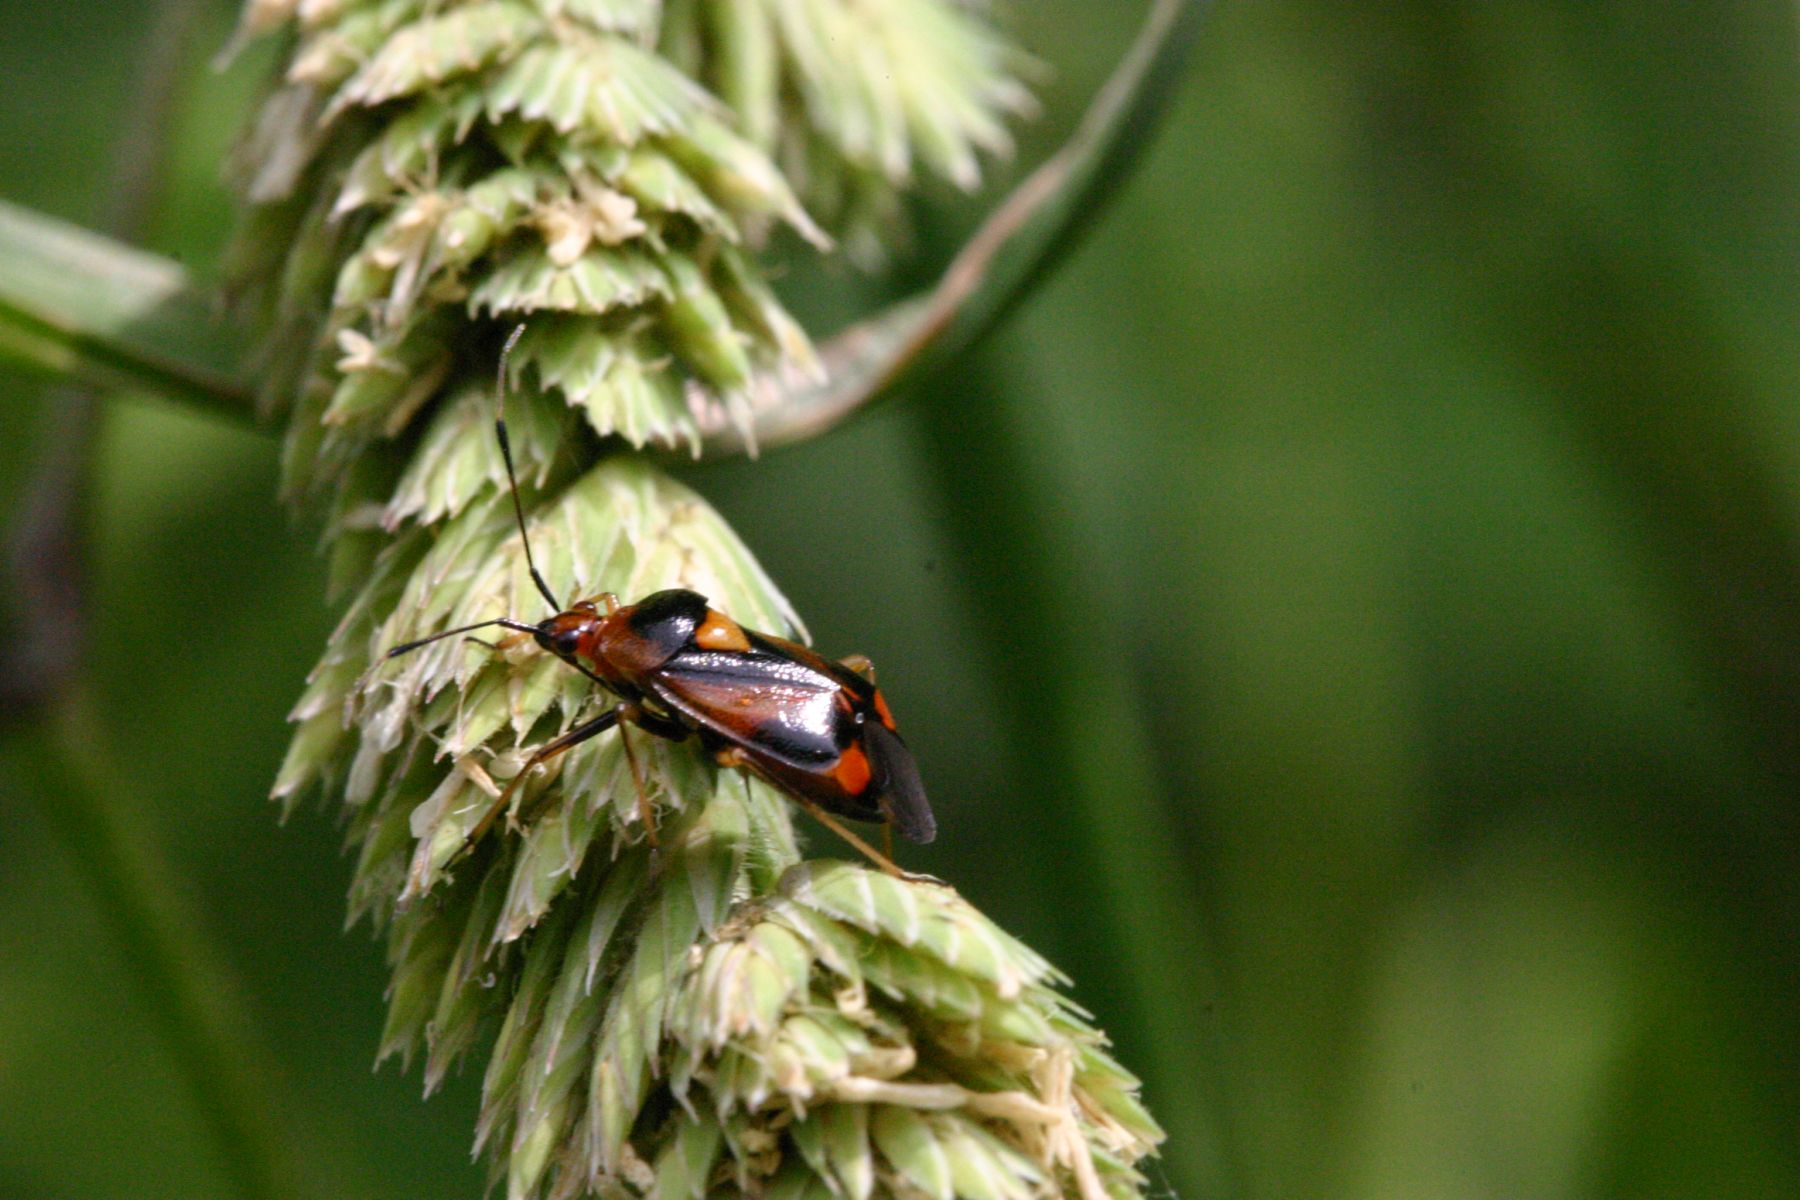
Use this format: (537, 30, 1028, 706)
(3, 2, 1799, 1197)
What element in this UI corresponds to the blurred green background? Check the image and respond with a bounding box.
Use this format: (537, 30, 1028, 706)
(3, 1, 1799, 1197)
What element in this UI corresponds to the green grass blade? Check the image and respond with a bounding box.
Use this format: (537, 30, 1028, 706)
(0, 198, 252, 417)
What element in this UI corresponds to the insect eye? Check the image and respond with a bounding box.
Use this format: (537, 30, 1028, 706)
(554, 629, 582, 657)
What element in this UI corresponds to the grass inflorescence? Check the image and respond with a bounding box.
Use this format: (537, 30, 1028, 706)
(231, 2, 1162, 1197)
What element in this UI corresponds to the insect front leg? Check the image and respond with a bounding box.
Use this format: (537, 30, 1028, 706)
(458, 629, 534, 655)
(451, 707, 621, 867)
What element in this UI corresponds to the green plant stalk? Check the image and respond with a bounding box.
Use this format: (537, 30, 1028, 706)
(913, 356, 1232, 1197)
(2, 2, 330, 1195)
(8, 687, 315, 1200)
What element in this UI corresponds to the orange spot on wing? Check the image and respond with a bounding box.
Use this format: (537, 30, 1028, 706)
(694, 610, 752, 652)
(831, 744, 873, 796)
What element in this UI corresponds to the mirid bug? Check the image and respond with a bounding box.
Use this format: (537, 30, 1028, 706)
(385, 344, 935, 876)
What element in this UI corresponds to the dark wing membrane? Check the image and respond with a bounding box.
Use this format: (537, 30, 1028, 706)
(647, 646, 852, 769)
(863, 720, 936, 843)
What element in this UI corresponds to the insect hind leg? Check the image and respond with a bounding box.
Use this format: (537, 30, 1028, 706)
(792, 795, 924, 880)
(713, 742, 921, 880)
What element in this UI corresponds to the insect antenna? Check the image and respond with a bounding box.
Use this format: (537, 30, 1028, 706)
(495, 322, 562, 614)
(386, 617, 541, 659)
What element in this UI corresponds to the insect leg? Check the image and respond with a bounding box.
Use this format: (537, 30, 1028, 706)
(791, 794, 909, 879)
(715, 744, 900, 876)
(626, 705, 689, 742)
(839, 653, 876, 683)
(451, 707, 621, 866)
(708, 747, 927, 880)
(459, 626, 536, 656)
(614, 706, 661, 848)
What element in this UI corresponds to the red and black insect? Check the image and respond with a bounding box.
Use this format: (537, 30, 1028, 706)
(385, 388, 934, 875)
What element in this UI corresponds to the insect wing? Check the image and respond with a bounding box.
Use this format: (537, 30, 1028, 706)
(862, 720, 936, 843)
(645, 638, 853, 770)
